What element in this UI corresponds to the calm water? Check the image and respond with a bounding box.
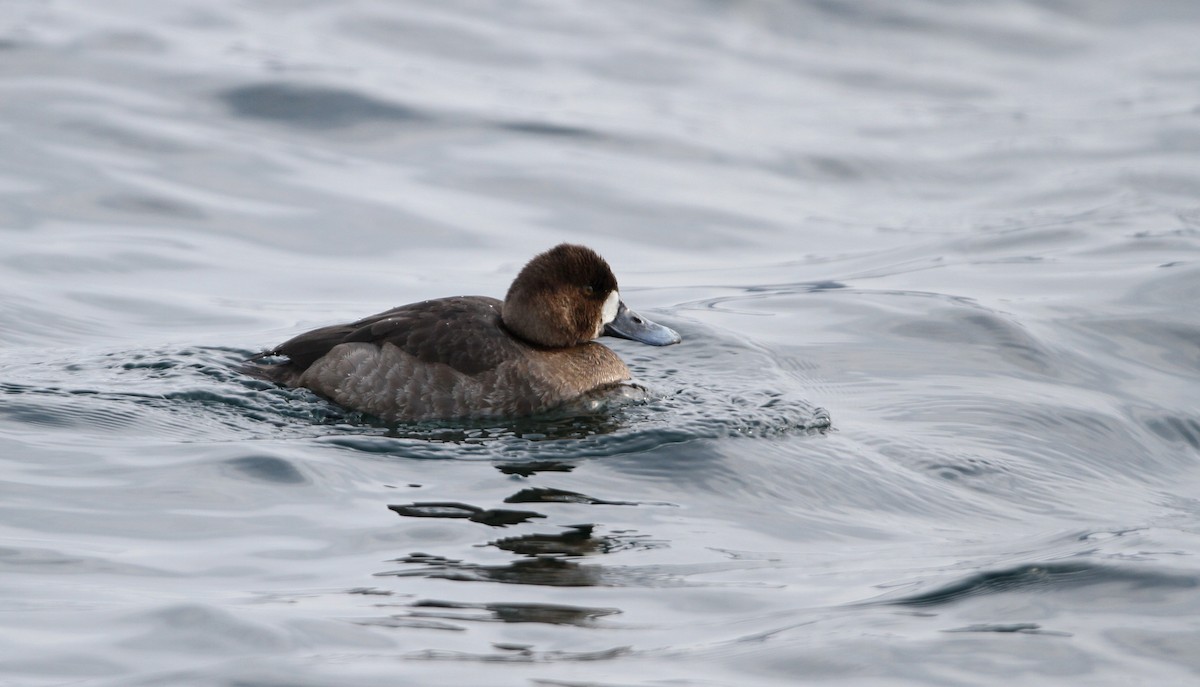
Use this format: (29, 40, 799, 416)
(3, 1, 1200, 685)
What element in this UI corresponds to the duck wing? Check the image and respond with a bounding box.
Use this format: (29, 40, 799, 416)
(249, 296, 517, 379)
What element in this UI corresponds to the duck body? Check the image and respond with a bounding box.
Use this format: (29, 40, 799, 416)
(248, 244, 680, 422)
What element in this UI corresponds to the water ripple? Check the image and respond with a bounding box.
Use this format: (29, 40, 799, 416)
(877, 560, 1200, 607)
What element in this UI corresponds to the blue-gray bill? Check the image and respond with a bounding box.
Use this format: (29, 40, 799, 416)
(603, 302, 681, 346)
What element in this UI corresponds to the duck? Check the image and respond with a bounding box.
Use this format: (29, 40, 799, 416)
(246, 243, 680, 422)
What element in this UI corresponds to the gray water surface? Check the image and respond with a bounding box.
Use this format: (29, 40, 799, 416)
(2, 1, 1200, 686)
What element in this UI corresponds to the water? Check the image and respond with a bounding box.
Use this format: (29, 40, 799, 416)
(2, 1, 1199, 685)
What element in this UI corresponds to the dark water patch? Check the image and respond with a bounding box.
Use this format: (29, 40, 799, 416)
(496, 120, 602, 140)
(943, 623, 1071, 636)
(1141, 414, 1200, 450)
(345, 587, 393, 596)
(905, 448, 1043, 501)
(681, 281, 847, 314)
(219, 83, 430, 129)
(917, 455, 1006, 483)
(879, 561, 1200, 608)
(120, 358, 181, 373)
(891, 307, 1055, 376)
(100, 194, 206, 220)
(354, 616, 465, 632)
(388, 502, 546, 527)
(223, 455, 307, 484)
(1076, 527, 1147, 543)
(817, 66, 992, 99)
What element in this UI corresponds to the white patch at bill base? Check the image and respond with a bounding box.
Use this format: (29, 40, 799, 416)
(601, 290, 620, 326)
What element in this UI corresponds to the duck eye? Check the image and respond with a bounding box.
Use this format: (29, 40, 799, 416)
(582, 285, 595, 296)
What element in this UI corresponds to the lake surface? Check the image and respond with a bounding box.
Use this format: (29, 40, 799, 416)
(2, 1, 1199, 685)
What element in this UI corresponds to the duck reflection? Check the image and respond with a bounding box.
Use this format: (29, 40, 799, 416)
(381, 553, 603, 587)
(380, 523, 665, 588)
(383, 472, 667, 596)
(387, 502, 545, 527)
(489, 523, 662, 557)
(494, 460, 577, 477)
(408, 599, 620, 626)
